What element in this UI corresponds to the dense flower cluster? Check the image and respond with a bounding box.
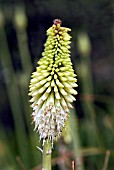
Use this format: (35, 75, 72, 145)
(29, 19, 78, 146)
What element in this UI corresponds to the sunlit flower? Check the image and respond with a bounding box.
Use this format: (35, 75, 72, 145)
(29, 19, 78, 146)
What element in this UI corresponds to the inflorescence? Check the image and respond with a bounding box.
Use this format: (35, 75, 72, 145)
(29, 19, 78, 146)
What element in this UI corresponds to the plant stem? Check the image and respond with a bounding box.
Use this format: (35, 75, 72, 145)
(43, 141, 51, 170)
(70, 109, 85, 170)
(0, 12, 29, 167)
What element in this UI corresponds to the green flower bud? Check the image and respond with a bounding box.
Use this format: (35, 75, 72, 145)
(29, 19, 78, 146)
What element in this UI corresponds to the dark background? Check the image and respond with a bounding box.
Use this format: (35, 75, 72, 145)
(0, 0, 114, 170)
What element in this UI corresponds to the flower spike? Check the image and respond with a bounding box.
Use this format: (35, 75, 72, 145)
(29, 19, 78, 146)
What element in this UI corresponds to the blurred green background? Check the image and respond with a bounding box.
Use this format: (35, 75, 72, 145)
(0, 0, 114, 170)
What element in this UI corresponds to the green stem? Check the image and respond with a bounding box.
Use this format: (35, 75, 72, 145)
(80, 54, 103, 146)
(70, 109, 85, 170)
(43, 141, 51, 170)
(0, 13, 29, 167)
